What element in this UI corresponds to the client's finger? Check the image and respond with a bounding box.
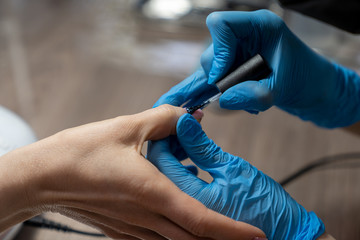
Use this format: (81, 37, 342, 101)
(137, 104, 187, 140)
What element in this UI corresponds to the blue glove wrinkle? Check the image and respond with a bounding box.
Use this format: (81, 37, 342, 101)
(176, 114, 272, 236)
(195, 186, 226, 211)
(330, 64, 360, 127)
(147, 139, 206, 197)
(149, 109, 325, 239)
(176, 115, 228, 166)
(294, 211, 325, 240)
(235, 165, 276, 237)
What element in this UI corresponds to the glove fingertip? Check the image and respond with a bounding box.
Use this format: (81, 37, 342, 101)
(176, 114, 202, 138)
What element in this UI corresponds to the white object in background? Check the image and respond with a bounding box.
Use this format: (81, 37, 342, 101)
(0, 106, 37, 240)
(142, 0, 192, 19)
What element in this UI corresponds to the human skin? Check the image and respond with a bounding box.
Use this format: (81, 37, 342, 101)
(319, 233, 336, 240)
(0, 105, 265, 240)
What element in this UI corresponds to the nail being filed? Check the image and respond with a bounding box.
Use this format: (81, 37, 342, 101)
(186, 105, 204, 115)
(186, 54, 271, 115)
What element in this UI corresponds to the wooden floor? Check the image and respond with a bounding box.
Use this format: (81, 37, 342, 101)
(1, 0, 360, 239)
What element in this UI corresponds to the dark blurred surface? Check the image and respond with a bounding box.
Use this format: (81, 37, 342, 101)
(0, 0, 359, 239)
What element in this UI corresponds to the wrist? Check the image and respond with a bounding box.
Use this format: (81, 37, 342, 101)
(0, 135, 68, 232)
(304, 62, 360, 129)
(297, 211, 325, 240)
(0, 144, 44, 231)
(330, 64, 360, 128)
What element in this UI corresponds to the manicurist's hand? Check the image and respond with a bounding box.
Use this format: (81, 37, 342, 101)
(155, 10, 360, 128)
(0, 105, 265, 240)
(148, 113, 325, 239)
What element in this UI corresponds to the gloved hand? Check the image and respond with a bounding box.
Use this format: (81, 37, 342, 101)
(155, 10, 360, 128)
(147, 113, 325, 240)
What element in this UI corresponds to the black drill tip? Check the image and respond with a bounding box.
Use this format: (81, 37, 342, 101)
(186, 104, 203, 115)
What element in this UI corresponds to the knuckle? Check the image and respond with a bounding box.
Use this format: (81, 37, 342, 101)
(256, 9, 285, 28)
(257, 9, 277, 19)
(257, 9, 275, 17)
(206, 11, 226, 29)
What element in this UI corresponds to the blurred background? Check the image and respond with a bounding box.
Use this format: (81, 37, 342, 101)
(0, 0, 360, 239)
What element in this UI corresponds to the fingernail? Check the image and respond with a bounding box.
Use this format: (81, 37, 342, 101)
(191, 109, 204, 121)
(252, 237, 268, 240)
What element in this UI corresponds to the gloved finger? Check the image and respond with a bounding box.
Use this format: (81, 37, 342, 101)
(145, 136, 187, 161)
(153, 68, 213, 108)
(183, 85, 219, 108)
(176, 114, 232, 173)
(147, 139, 206, 197)
(219, 80, 273, 112)
(206, 12, 238, 84)
(167, 109, 204, 161)
(200, 44, 214, 77)
(168, 135, 188, 161)
(206, 11, 277, 85)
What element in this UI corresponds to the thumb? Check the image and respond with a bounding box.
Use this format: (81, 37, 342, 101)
(219, 80, 273, 112)
(147, 139, 206, 197)
(176, 114, 231, 174)
(135, 105, 187, 141)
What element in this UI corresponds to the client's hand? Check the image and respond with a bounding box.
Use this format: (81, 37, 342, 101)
(0, 105, 264, 240)
(148, 113, 325, 240)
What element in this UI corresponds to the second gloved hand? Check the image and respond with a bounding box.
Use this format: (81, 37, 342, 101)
(155, 10, 360, 128)
(148, 114, 325, 240)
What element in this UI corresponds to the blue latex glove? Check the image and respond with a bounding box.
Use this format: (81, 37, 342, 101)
(147, 114, 325, 240)
(155, 10, 360, 128)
